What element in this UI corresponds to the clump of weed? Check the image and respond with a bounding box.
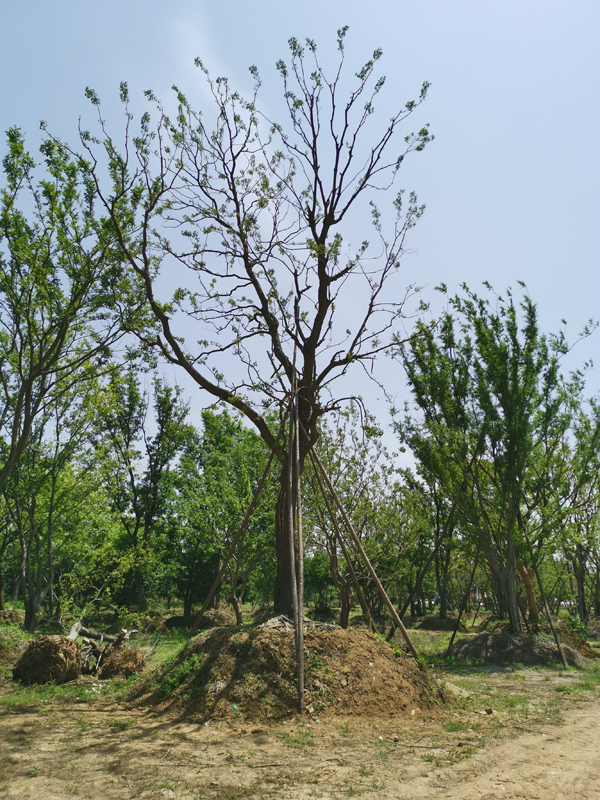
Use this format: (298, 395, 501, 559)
(160, 653, 204, 696)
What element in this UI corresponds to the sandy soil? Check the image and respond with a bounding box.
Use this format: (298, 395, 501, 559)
(1, 696, 599, 799)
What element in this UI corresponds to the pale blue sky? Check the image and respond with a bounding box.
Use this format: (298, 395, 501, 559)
(2, 1, 599, 423)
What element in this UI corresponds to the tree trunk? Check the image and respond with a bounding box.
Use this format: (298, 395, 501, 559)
(517, 561, 539, 622)
(0, 570, 4, 611)
(24, 595, 42, 633)
(11, 575, 20, 603)
(231, 595, 243, 626)
(439, 545, 451, 619)
(573, 546, 588, 621)
(134, 565, 148, 613)
(339, 583, 351, 629)
(274, 465, 297, 617)
(183, 596, 193, 618)
(594, 567, 600, 618)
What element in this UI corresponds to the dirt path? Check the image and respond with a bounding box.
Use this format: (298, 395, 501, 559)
(417, 705, 600, 799)
(1, 699, 599, 799)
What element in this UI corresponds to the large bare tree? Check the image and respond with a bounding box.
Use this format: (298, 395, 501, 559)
(75, 30, 431, 615)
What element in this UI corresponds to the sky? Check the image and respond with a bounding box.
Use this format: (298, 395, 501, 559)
(2, 0, 599, 437)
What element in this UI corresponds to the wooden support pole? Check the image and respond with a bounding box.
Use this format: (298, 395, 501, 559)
(189, 452, 274, 637)
(311, 448, 421, 663)
(293, 379, 305, 713)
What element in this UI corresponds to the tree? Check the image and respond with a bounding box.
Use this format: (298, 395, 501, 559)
(397, 285, 587, 634)
(2, 371, 102, 631)
(73, 30, 431, 616)
(95, 369, 194, 611)
(0, 128, 121, 492)
(166, 409, 276, 621)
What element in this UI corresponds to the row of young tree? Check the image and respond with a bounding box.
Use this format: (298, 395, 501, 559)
(2, 355, 599, 636)
(1, 32, 599, 635)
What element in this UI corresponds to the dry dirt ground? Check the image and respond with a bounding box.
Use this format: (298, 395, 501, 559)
(3, 613, 600, 799)
(1, 675, 599, 799)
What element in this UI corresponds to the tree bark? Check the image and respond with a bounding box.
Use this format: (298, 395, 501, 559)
(339, 583, 351, 629)
(517, 561, 539, 622)
(134, 565, 148, 613)
(274, 460, 297, 617)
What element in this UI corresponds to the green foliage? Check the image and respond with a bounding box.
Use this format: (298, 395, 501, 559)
(160, 652, 204, 696)
(396, 284, 593, 633)
(565, 613, 589, 642)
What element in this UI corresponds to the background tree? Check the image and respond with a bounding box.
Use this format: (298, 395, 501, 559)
(95, 369, 194, 612)
(396, 285, 587, 634)
(166, 408, 276, 621)
(0, 128, 121, 492)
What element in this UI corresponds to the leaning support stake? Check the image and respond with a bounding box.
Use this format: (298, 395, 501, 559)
(311, 448, 421, 663)
(522, 529, 569, 671)
(190, 452, 274, 638)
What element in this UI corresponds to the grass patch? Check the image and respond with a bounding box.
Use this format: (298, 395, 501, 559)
(108, 718, 137, 731)
(281, 729, 315, 748)
(159, 652, 204, 696)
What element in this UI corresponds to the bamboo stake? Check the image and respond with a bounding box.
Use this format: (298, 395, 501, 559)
(189, 452, 274, 637)
(310, 452, 377, 634)
(311, 447, 421, 663)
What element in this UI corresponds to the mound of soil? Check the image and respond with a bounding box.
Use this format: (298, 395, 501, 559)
(554, 621, 600, 659)
(348, 614, 389, 633)
(99, 647, 147, 679)
(0, 633, 28, 671)
(447, 632, 584, 667)
(0, 608, 25, 626)
(13, 635, 83, 684)
(164, 608, 235, 631)
(418, 616, 468, 633)
(140, 627, 438, 723)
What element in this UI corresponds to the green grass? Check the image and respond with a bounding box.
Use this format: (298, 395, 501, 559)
(159, 652, 204, 696)
(281, 729, 315, 748)
(444, 720, 469, 732)
(108, 718, 137, 731)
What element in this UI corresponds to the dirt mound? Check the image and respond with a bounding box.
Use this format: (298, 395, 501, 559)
(418, 616, 467, 633)
(348, 614, 389, 633)
(99, 647, 147, 679)
(554, 621, 600, 659)
(13, 635, 83, 684)
(164, 608, 235, 631)
(0, 628, 28, 671)
(447, 632, 584, 667)
(0, 608, 25, 626)
(140, 627, 438, 722)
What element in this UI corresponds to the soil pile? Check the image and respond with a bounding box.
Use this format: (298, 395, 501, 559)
(418, 616, 467, 633)
(139, 626, 438, 722)
(13, 635, 83, 684)
(447, 632, 584, 667)
(553, 621, 600, 659)
(0, 608, 25, 626)
(98, 646, 146, 679)
(164, 608, 235, 631)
